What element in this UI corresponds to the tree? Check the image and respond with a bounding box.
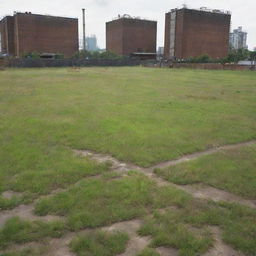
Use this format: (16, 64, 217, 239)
(249, 51, 256, 70)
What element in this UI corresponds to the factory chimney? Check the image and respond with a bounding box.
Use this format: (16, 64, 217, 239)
(82, 8, 86, 51)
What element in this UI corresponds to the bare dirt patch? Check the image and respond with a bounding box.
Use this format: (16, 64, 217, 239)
(180, 184, 256, 209)
(156, 247, 179, 256)
(1, 190, 23, 199)
(74, 149, 141, 172)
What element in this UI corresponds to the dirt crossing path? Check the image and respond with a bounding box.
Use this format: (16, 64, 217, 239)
(1, 140, 255, 255)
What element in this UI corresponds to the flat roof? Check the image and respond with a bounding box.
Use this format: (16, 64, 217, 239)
(168, 7, 231, 15)
(14, 12, 78, 20)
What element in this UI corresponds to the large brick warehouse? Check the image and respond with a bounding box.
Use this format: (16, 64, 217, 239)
(106, 15, 157, 57)
(164, 7, 231, 60)
(0, 12, 78, 57)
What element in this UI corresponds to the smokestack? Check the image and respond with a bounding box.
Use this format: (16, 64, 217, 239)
(82, 8, 86, 51)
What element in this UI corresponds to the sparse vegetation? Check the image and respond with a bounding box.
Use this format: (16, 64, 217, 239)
(139, 200, 256, 256)
(0, 217, 65, 250)
(155, 143, 256, 199)
(35, 172, 191, 230)
(70, 231, 129, 256)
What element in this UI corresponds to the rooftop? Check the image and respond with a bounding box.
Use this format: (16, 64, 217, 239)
(111, 14, 156, 22)
(169, 6, 231, 15)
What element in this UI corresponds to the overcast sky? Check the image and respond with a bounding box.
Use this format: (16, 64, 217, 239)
(1, 0, 256, 50)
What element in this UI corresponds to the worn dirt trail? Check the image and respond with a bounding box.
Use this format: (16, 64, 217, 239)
(149, 139, 256, 171)
(75, 139, 256, 209)
(1, 140, 255, 255)
(203, 227, 245, 256)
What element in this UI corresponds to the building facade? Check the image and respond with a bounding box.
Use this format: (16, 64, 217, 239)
(164, 7, 231, 60)
(229, 27, 247, 50)
(86, 35, 98, 51)
(106, 15, 157, 56)
(0, 12, 78, 57)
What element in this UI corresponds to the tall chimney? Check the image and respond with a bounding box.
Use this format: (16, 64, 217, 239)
(82, 8, 86, 51)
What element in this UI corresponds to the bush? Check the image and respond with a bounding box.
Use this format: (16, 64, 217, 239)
(22, 52, 40, 59)
(73, 50, 124, 60)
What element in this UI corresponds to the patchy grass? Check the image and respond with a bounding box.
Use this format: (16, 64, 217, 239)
(35, 172, 191, 230)
(139, 201, 256, 256)
(0, 67, 255, 254)
(70, 231, 129, 256)
(155, 143, 256, 199)
(1, 247, 45, 256)
(0, 217, 65, 250)
(139, 212, 212, 256)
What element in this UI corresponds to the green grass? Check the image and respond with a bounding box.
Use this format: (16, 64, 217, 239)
(35, 172, 191, 230)
(70, 231, 129, 256)
(139, 201, 256, 256)
(0, 67, 255, 171)
(155, 143, 256, 199)
(0, 67, 255, 255)
(0, 217, 65, 250)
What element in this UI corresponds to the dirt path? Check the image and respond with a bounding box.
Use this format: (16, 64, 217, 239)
(203, 227, 245, 256)
(1, 140, 255, 255)
(75, 139, 256, 209)
(149, 140, 256, 171)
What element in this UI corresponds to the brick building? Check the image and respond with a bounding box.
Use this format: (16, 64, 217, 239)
(106, 15, 157, 57)
(164, 7, 231, 60)
(0, 12, 78, 57)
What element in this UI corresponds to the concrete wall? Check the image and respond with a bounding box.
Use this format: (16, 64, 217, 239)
(106, 18, 157, 56)
(164, 9, 231, 59)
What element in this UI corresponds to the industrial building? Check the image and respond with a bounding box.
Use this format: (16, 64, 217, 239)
(229, 27, 248, 50)
(0, 12, 78, 57)
(86, 35, 98, 51)
(106, 15, 157, 58)
(164, 7, 231, 60)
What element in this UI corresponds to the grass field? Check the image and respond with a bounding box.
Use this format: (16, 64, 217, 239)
(0, 67, 255, 256)
(155, 143, 256, 199)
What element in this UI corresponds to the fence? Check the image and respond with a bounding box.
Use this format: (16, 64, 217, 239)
(7, 58, 142, 68)
(4, 58, 256, 71)
(171, 63, 255, 71)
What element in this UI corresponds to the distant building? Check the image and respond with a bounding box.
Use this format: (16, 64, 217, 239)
(229, 27, 248, 50)
(0, 12, 78, 57)
(106, 15, 157, 58)
(158, 47, 164, 55)
(164, 7, 231, 60)
(86, 35, 98, 51)
(254, 47, 256, 52)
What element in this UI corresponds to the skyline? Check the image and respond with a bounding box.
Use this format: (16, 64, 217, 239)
(1, 0, 256, 50)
